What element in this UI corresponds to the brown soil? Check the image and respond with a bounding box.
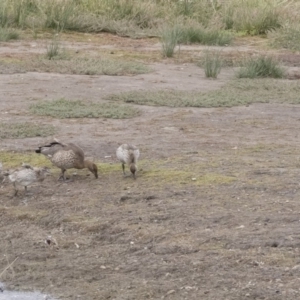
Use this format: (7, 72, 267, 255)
(1, 34, 300, 300)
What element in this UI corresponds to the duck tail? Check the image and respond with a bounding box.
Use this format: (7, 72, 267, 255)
(35, 141, 62, 154)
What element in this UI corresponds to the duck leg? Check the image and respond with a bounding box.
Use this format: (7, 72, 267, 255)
(58, 169, 66, 181)
(13, 182, 18, 196)
(122, 163, 126, 176)
(58, 169, 73, 182)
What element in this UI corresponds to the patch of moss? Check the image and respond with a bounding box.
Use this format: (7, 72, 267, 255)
(0, 151, 51, 168)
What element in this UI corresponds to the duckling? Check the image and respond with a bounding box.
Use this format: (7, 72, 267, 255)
(116, 144, 140, 179)
(7, 164, 50, 196)
(35, 140, 98, 181)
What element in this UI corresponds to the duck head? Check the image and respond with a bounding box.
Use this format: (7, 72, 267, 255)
(84, 160, 98, 179)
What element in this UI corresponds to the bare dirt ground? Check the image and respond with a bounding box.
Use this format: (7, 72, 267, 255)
(1, 34, 300, 300)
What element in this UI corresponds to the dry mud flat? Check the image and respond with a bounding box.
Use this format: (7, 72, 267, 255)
(1, 37, 300, 300)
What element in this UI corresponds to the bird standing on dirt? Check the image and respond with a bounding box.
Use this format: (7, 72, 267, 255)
(35, 140, 98, 181)
(116, 144, 140, 179)
(6, 163, 50, 196)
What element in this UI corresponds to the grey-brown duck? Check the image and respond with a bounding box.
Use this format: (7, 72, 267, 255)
(35, 140, 98, 181)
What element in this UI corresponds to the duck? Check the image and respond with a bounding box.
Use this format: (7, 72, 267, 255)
(6, 163, 50, 196)
(116, 144, 140, 179)
(35, 140, 98, 181)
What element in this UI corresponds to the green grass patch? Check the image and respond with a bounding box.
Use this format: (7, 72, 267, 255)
(0, 55, 151, 75)
(28, 56, 151, 75)
(0, 151, 51, 168)
(160, 24, 232, 57)
(97, 162, 122, 174)
(178, 24, 232, 46)
(143, 168, 235, 186)
(161, 25, 181, 58)
(236, 56, 285, 79)
(30, 98, 139, 119)
(0, 27, 19, 41)
(201, 50, 223, 78)
(45, 36, 62, 60)
(0, 122, 56, 139)
(106, 78, 300, 108)
(98, 159, 235, 186)
(0, 0, 298, 39)
(222, 0, 281, 35)
(269, 24, 300, 51)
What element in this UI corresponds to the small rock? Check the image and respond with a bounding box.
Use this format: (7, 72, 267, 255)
(120, 195, 131, 201)
(271, 241, 279, 248)
(292, 264, 300, 270)
(166, 290, 175, 295)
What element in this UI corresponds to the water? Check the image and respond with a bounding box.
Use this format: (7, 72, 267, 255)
(0, 291, 56, 299)
(0, 284, 56, 300)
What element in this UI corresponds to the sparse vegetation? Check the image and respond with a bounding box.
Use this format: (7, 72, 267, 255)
(0, 27, 19, 41)
(0, 122, 55, 139)
(161, 25, 182, 58)
(178, 24, 232, 46)
(30, 98, 139, 119)
(2, 2, 300, 300)
(201, 50, 223, 78)
(45, 36, 61, 60)
(0, 0, 298, 39)
(160, 22, 232, 58)
(237, 55, 285, 78)
(143, 167, 235, 186)
(107, 79, 300, 108)
(222, 0, 281, 35)
(0, 151, 51, 168)
(0, 55, 151, 75)
(269, 24, 300, 51)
